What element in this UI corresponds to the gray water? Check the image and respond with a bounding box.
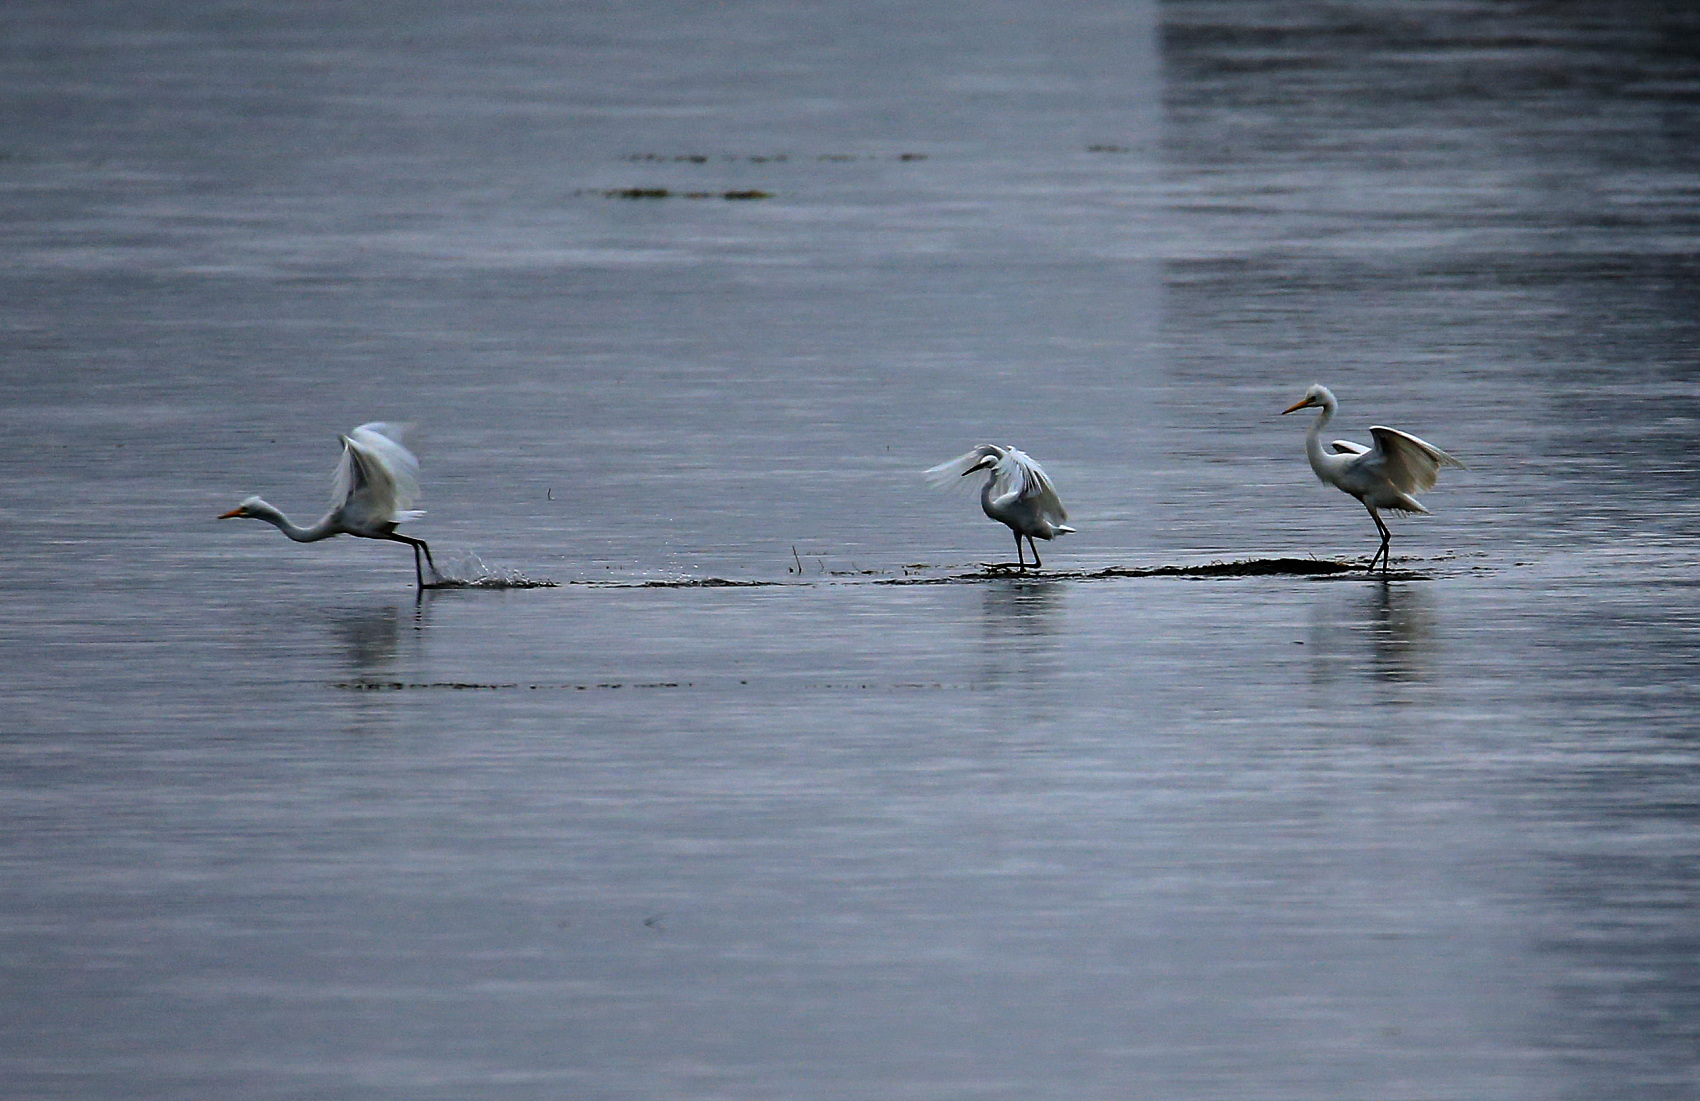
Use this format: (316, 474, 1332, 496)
(3, 2, 1699, 1098)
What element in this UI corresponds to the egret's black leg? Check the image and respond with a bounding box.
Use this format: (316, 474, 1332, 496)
(1013, 530, 1027, 569)
(1365, 507, 1391, 573)
(1027, 535, 1043, 569)
(391, 534, 436, 588)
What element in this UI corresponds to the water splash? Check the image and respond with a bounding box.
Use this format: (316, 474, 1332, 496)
(424, 552, 557, 589)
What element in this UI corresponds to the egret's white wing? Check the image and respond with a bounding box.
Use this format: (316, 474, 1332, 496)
(349, 423, 421, 511)
(333, 439, 401, 529)
(994, 447, 1068, 524)
(1330, 439, 1371, 456)
(332, 423, 423, 526)
(1368, 425, 1464, 495)
(925, 444, 1005, 487)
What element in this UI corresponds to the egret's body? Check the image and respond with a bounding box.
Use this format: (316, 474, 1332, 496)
(220, 422, 438, 587)
(1282, 384, 1464, 571)
(926, 444, 1075, 568)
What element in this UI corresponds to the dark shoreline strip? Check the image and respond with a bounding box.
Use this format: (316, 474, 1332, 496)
(559, 558, 1413, 589)
(877, 558, 1361, 584)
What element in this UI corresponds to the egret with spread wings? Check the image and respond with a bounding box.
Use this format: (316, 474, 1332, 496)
(926, 444, 1075, 568)
(220, 422, 439, 588)
(1282, 384, 1464, 571)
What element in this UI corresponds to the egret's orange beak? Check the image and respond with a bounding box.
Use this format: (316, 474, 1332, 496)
(1281, 397, 1314, 415)
(218, 507, 245, 519)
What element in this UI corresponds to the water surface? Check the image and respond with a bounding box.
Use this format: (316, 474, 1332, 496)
(2, 2, 1699, 1098)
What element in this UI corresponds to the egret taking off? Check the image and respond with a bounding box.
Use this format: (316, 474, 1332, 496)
(1282, 384, 1464, 571)
(926, 444, 1076, 568)
(220, 422, 439, 588)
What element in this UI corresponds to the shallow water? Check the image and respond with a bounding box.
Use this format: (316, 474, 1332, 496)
(3, 2, 1699, 1098)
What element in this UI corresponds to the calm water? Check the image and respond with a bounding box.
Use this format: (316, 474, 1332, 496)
(3, 2, 1699, 1098)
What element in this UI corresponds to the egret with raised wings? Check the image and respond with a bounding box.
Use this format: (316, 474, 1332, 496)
(1282, 384, 1464, 571)
(926, 444, 1075, 568)
(220, 422, 439, 588)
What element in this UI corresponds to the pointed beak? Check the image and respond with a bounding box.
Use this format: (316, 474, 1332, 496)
(218, 507, 245, 519)
(1281, 397, 1314, 415)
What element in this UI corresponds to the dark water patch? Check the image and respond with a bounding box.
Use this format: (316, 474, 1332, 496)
(552, 578, 782, 589)
(338, 681, 522, 691)
(632, 577, 784, 589)
(817, 152, 927, 162)
(801, 681, 967, 691)
(1088, 557, 1359, 578)
(878, 557, 1365, 584)
(623, 153, 719, 163)
(335, 680, 694, 692)
(333, 679, 973, 693)
(591, 188, 773, 201)
(619, 152, 926, 163)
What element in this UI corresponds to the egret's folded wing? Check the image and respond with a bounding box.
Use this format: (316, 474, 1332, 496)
(1369, 426, 1463, 494)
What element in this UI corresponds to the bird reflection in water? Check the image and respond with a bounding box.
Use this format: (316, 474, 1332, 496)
(1365, 579, 1434, 685)
(979, 579, 1065, 708)
(327, 600, 428, 686)
(1305, 580, 1436, 692)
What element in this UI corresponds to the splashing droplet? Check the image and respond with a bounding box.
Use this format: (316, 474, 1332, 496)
(427, 552, 557, 589)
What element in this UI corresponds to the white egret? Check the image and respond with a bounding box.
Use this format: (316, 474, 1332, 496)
(1282, 384, 1464, 571)
(926, 444, 1076, 568)
(220, 422, 439, 588)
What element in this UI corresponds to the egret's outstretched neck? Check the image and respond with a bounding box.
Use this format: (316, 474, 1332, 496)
(244, 499, 336, 542)
(1303, 397, 1337, 474)
(979, 473, 1003, 519)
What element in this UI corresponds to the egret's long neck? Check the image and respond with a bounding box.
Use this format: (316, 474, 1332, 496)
(246, 500, 335, 542)
(1303, 398, 1336, 475)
